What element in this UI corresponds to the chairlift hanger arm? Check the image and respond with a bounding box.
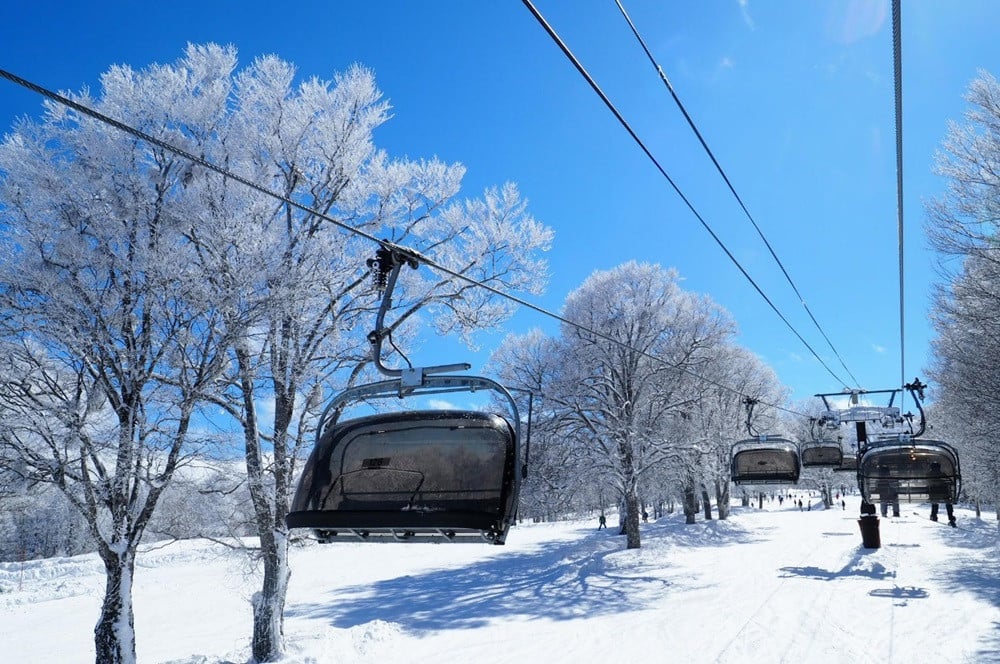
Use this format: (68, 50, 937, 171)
(366, 244, 471, 379)
(903, 378, 927, 437)
(743, 396, 758, 436)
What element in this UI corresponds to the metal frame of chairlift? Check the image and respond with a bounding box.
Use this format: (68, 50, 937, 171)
(730, 398, 801, 485)
(285, 244, 528, 544)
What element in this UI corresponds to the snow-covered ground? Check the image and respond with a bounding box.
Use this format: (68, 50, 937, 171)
(1, 494, 998, 663)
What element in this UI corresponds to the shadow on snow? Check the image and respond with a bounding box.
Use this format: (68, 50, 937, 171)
(286, 514, 757, 632)
(778, 546, 895, 582)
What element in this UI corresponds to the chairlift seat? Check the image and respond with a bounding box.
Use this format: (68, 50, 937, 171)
(731, 436, 800, 485)
(287, 409, 518, 544)
(800, 441, 844, 468)
(832, 454, 858, 473)
(859, 439, 961, 504)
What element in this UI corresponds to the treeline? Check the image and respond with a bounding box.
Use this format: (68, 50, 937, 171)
(925, 71, 1000, 519)
(0, 460, 254, 562)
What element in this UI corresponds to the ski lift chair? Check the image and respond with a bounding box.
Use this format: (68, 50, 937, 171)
(288, 386, 520, 544)
(286, 244, 524, 544)
(731, 436, 800, 485)
(858, 437, 961, 504)
(799, 440, 844, 468)
(832, 454, 858, 473)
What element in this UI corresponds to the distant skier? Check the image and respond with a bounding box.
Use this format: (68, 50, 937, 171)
(798, 499, 803, 511)
(598, 514, 607, 530)
(642, 510, 649, 523)
(841, 499, 846, 510)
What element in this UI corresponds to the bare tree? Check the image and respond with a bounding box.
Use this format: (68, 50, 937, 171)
(925, 69, 1000, 517)
(674, 345, 786, 521)
(0, 69, 229, 661)
(493, 262, 736, 547)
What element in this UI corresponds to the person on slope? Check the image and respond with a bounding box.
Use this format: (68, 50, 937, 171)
(928, 462, 956, 527)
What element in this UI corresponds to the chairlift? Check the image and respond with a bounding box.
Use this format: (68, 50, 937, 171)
(799, 440, 844, 468)
(859, 437, 961, 504)
(731, 436, 800, 485)
(831, 453, 858, 473)
(815, 380, 962, 504)
(286, 244, 526, 544)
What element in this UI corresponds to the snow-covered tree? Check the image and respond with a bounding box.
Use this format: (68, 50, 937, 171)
(927, 261, 1000, 518)
(494, 262, 736, 547)
(0, 76, 230, 661)
(925, 69, 1000, 518)
(674, 345, 786, 520)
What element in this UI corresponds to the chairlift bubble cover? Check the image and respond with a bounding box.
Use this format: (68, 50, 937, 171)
(288, 409, 517, 544)
(731, 437, 800, 485)
(832, 454, 858, 472)
(859, 439, 960, 503)
(800, 441, 844, 468)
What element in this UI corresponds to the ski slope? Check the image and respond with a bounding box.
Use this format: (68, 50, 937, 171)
(1, 494, 997, 663)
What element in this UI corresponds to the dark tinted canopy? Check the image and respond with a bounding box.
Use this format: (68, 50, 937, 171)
(859, 439, 961, 503)
(731, 437, 800, 485)
(287, 410, 517, 543)
(832, 454, 858, 473)
(800, 441, 844, 468)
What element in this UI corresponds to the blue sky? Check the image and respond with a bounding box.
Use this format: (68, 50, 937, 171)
(2, 1, 999, 405)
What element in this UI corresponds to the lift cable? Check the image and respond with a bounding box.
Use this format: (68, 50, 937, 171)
(891, 0, 907, 404)
(520, 0, 850, 389)
(0, 67, 811, 419)
(613, 0, 862, 389)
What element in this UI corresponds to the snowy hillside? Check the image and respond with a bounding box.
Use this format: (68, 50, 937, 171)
(1, 494, 997, 663)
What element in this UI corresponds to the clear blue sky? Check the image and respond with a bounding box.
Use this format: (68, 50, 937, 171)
(2, 1, 998, 405)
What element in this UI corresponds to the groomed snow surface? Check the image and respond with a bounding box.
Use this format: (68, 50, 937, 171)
(1, 494, 998, 663)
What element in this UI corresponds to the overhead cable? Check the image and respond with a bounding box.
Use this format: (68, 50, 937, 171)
(0, 67, 809, 418)
(519, 0, 850, 389)
(614, 0, 861, 389)
(891, 0, 906, 398)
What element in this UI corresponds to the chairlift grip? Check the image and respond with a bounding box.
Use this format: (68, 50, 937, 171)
(367, 245, 471, 378)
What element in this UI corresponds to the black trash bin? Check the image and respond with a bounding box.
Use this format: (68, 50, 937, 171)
(857, 515, 881, 549)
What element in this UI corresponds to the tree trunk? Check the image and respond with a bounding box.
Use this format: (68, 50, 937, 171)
(624, 491, 641, 549)
(617, 438, 641, 549)
(715, 480, 730, 520)
(235, 347, 291, 662)
(701, 486, 713, 520)
(252, 530, 290, 662)
(94, 548, 136, 664)
(682, 482, 698, 524)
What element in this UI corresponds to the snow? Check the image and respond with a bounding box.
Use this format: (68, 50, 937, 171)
(1, 495, 998, 663)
